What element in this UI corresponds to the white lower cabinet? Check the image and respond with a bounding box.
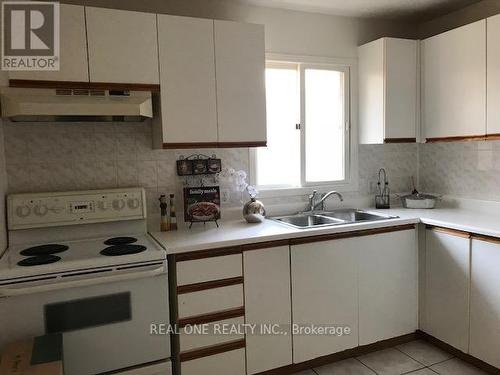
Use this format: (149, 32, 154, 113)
(358, 229, 418, 345)
(423, 228, 470, 352)
(243, 245, 292, 374)
(470, 237, 500, 368)
(291, 237, 359, 363)
(181, 348, 246, 375)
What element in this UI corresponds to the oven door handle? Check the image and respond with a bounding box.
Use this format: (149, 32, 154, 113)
(0, 264, 166, 297)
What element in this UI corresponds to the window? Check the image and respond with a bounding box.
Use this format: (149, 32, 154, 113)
(253, 61, 350, 190)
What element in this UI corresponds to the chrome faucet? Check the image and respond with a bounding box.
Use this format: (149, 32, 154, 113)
(308, 190, 344, 211)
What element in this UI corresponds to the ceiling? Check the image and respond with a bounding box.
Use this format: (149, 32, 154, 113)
(236, 0, 483, 20)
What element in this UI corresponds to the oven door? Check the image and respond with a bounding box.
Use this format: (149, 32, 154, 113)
(0, 263, 170, 375)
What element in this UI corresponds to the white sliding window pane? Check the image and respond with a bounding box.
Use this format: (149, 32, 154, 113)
(256, 66, 300, 187)
(304, 68, 345, 183)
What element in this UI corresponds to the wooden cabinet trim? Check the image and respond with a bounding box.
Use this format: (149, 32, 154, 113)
(426, 134, 500, 142)
(178, 307, 245, 328)
(425, 225, 471, 239)
(162, 141, 267, 149)
(89, 82, 160, 92)
(9, 79, 90, 89)
(174, 246, 242, 262)
(289, 224, 416, 245)
(426, 135, 486, 143)
(179, 338, 246, 362)
(384, 138, 417, 143)
(486, 133, 500, 140)
(471, 234, 500, 245)
(242, 239, 290, 251)
(217, 141, 267, 148)
(162, 142, 219, 149)
(9, 79, 160, 92)
(177, 276, 243, 294)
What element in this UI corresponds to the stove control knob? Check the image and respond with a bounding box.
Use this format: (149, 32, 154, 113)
(16, 205, 31, 218)
(34, 204, 48, 216)
(113, 199, 125, 211)
(127, 198, 140, 210)
(98, 201, 110, 211)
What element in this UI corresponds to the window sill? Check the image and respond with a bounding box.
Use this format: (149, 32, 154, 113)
(256, 181, 358, 199)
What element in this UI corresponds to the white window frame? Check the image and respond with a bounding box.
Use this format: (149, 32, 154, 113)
(249, 53, 358, 199)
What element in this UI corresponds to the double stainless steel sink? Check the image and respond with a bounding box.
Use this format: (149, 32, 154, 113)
(271, 209, 398, 229)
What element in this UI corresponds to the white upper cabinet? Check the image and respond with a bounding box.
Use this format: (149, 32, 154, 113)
(9, 4, 89, 83)
(358, 229, 418, 345)
(423, 228, 470, 352)
(85, 7, 159, 84)
(422, 20, 486, 140)
(157, 15, 218, 146)
(470, 237, 500, 368)
(358, 38, 418, 144)
(487, 14, 500, 136)
(214, 20, 267, 145)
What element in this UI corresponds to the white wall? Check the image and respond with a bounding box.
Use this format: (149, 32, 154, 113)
(419, 0, 500, 38)
(0, 120, 8, 251)
(59, 0, 418, 58)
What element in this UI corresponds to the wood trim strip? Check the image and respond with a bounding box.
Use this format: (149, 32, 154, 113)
(162, 142, 219, 149)
(384, 138, 417, 143)
(178, 307, 245, 328)
(179, 338, 246, 362)
(418, 330, 500, 375)
(9, 79, 90, 89)
(486, 133, 500, 140)
(425, 225, 471, 239)
(256, 332, 419, 374)
(9, 79, 160, 92)
(471, 234, 500, 245)
(242, 239, 290, 251)
(289, 224, 416, 246)
(217, 141, 267, 148)
(426, 135, 486, 143)
(89, 82, 160, 92)
(174, 246, 242, 262)
(177, 307, 245, 328)
(163, 141, 267, 149)
(177, 276, 243, 294)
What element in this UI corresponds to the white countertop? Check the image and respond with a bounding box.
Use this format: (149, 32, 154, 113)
(150, 197, 500, 254)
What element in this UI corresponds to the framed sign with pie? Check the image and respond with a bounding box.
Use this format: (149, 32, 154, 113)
(183, 186, 221, 227)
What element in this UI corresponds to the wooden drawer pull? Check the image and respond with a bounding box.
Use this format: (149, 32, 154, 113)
(178, 307, 245, 328)
(180, 339, 246, 362)
(177, 277, 244, 295)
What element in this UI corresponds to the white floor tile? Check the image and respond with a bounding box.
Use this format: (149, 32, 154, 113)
(357, 348, 425, 375)
(314, 358, 376, 374)
(396, 340, 454, 366)
(430, 358, 489, 375)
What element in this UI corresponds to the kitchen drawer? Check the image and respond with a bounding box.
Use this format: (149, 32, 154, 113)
(181, 348, 246, 375)
(178, 284, 244, 318)
(179, 316, 245, 352)
(177, 254, 242, 285)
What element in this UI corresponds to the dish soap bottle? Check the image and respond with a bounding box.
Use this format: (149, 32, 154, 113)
(159, 195, 169, 232)
(169, 194, 178, 231)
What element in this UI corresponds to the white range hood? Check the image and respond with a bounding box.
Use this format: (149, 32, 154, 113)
(0, 87, 153, 122)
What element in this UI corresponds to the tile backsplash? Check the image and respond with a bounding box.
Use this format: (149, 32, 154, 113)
(11, 120, 486, 226)
(419, 141, 500, 200)
(2, 120, 249, 222)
